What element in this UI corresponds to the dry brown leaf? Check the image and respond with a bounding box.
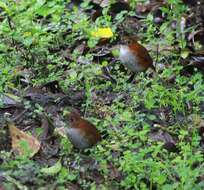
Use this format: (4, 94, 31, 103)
(8, 123, 41, 157)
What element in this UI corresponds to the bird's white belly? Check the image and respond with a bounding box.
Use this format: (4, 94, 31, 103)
(66, 128, 90, 149)
(119, 46, 144, 72)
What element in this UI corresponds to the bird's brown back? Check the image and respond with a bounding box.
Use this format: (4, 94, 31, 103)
(68, 111, 101, 144)
(128, 42, 154, 70)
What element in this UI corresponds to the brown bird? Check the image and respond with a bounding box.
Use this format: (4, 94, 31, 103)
(118, 36, 155, 81)
(65, 110, 101, 149)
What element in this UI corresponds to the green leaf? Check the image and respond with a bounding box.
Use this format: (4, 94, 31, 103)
(180, 49, 189, 59)
(0, 2, 11, 15)
(120, 111, 132, 121)
(112, 46, 120, 57)
(4, 93, 21, 102)
(36, 7, 50, 17)
(40, 160, 62, 175)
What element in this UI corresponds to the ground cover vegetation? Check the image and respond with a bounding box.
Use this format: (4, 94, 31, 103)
(0, 0, 204, 189)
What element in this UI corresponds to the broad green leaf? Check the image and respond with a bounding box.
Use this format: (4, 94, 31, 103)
(111, 46, 120, 57)
(181, 49, 190, 59)
(40, 160, 62, 175)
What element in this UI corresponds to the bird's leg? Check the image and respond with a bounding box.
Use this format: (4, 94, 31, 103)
(147, 66, 157, 78)
(127, 73, 136, 83)
(102, 66, 117, 84)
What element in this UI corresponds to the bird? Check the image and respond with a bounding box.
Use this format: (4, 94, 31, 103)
(118, 36, 155, 81)
(64, 110, 101, 149)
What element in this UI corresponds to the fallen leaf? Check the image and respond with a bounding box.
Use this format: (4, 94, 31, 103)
(0, 93, 22, 108)
(136, 2, 165, 14)
(8, 123, 41, 157)
(91, 27, 113, 38)
(150, 128, 178, 152)
(40, 115, 55, 140)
